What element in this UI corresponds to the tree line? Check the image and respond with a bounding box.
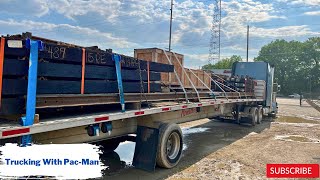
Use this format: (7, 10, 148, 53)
(202, 55, 242, 70)
(202, 37, 320, 95)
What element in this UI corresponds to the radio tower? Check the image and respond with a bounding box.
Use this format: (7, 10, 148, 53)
(208, 0, 221, 65)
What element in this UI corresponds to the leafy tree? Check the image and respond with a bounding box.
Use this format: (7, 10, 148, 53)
(202, 55, 242, 70)
(300, 37, 320, 95)
(254, 38, 320, 95)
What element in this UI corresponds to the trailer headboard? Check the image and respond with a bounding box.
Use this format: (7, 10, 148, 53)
(232, 62, 274, 107)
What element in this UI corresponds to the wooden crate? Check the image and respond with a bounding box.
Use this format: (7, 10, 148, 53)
(184, 69, 211, 89)
(134, 48, 184, 86)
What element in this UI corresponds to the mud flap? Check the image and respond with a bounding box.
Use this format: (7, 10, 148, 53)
(132, 126, 159, 171)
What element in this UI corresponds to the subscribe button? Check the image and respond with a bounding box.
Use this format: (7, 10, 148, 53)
(267, 164, 320, 178)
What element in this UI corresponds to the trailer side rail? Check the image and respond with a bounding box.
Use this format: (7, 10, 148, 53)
(0, 98, 263, 139)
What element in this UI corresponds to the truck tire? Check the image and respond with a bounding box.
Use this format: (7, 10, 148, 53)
(98, 138, 121, 152)
(249, 107, 258, 126)
(156, 123, 183, 169)
(257, 107, 263, 124)
(268, 113, 277, 118)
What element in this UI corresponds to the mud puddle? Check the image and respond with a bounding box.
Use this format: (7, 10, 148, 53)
(276, 116, 320, 124)
(275, 135, 320, 144)
(182, 127, 210, 135)
(182, 127, 210, 151)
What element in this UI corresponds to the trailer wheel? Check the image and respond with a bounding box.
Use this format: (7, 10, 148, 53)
(156, 123, 183, 169)
(257, 107, 263, 124)
(249, 107, 258, 126)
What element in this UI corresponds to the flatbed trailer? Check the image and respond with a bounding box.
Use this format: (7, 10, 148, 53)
(0, 38, 278, 171)
(0, 97, 262, 142)
(0, 96, 270, 170)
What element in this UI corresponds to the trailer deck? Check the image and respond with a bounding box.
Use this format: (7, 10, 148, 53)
(0, 98, 263, 140)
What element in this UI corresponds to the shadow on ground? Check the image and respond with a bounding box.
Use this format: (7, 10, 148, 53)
(99, 118, 272, 180)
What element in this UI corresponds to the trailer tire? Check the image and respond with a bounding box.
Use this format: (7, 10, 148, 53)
(156, 123, 183, 169)
(257, 107, 263, 124)
(249, 107, 258, 126)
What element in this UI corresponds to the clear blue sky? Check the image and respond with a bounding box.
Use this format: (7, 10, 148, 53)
(0, 0, 319, 68)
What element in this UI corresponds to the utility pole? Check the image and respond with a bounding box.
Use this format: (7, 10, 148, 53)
(219, 0, 221, 61)
(246, 25, 249, 62)
(169, 0, 173, 52)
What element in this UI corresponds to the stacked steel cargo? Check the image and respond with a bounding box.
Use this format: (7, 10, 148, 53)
(227, 76, 254, 92)
(211, 73, 228, 91)
(0, 33, 174, 116)
(211, 74, 254, 93)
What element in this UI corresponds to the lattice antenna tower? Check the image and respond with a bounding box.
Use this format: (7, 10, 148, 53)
(208, 0, 221, 65)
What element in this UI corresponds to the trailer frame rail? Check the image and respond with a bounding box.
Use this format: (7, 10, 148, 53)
(0, 98, 263, 139)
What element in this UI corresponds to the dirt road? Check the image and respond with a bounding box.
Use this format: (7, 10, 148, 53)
(102, 98, 320, 180)
(167, 98, 320, 180)
(102, 116, 272, 179)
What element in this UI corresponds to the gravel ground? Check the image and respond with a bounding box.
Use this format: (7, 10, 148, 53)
(167, 98, 320, 180)
(277, 98, 320, 120)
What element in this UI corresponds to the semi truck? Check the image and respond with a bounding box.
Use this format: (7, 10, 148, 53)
(0, 37, 278, 171)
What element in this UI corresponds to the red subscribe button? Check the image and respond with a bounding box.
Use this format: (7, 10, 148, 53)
(267, 164, 320, 178)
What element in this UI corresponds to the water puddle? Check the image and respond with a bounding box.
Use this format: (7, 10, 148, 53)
(100, 141, 135, 176)
(101, 127, 210, 176)
(298, 115, 320, 121)
(276, 116, 320, 124)
(114, 141, 135, 166)
(275, 135, 320, 144)
(182, 127, 210, 151)
(182, 127, 210, 135)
